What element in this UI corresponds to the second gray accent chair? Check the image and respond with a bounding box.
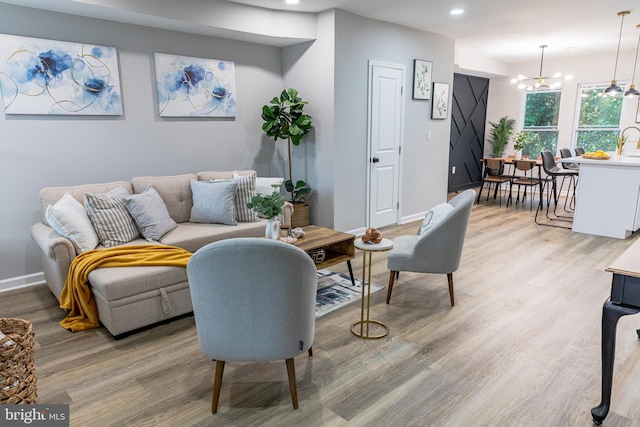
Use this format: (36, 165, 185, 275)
(386, 189, 475, 306)
(186, 238, 318, 413)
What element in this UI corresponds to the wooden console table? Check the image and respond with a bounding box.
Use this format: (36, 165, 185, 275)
(591, 238, 640, 424)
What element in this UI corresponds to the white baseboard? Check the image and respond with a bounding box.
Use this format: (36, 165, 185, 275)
(0, 272, 45, 293)
(401, 212, 424, 224)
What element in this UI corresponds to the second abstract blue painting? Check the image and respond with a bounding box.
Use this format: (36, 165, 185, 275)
(154, 53, 236, 117)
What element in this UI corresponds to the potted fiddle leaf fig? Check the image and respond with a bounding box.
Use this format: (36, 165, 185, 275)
(261, 88, 313, 227)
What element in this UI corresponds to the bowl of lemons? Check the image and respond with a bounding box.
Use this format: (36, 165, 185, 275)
(582, 150, 610, 160)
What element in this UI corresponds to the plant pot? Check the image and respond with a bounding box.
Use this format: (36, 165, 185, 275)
(515, 151, 522, 160)
(291, 202, 310, 228)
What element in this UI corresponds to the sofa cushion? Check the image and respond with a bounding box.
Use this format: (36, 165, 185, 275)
(196, 170, 255, 181)
(125, 186, 178, 241)
(84, 187, 140, 247)
(189, 179, 237, 225)
(160, 221, 265, 252)
(39, 181, 133, 226)
(45, 192, 99, 254)
(131, 174, 196, 223)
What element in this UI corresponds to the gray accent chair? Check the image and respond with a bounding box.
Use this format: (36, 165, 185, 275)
(186, 238, 317, 414)
(386, 189, 475, 306)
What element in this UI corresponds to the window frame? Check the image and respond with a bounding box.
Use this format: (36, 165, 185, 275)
(572, 82, 626, 151)
(519, 89, 562, 157)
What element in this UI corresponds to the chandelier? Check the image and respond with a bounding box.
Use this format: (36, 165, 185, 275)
(511, 45, 573, 90)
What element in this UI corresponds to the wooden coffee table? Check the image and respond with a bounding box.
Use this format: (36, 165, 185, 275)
(292, 225, 356, 285)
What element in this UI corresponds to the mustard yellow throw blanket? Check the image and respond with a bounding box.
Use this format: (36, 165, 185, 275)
(59, 245, 192, 332)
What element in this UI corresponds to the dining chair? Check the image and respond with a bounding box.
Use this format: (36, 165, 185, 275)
(507, 159, 540, 211)
(186, 238, 317, 413)
(575, 147, 585, 156)
(476, 158, 511, 207)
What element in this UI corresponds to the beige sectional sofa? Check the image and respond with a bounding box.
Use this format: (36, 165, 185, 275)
(30, 170, 292, 337)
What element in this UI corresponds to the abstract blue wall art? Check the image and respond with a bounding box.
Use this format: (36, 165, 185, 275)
(154, 53, 236, 117)
(0, 34, 123, 115)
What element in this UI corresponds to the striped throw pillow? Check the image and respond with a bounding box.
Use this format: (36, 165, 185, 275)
(84, 187, 140, 247)
(232, 173, 259, 222)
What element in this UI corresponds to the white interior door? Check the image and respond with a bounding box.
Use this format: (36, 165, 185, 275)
(367, 61, 405, 229)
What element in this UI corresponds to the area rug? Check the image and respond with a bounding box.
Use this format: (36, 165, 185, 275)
(315, 269, 383, 318)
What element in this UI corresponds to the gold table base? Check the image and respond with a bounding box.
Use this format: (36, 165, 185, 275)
(351, 319, 388, 339)
(351, 249, 389, 339)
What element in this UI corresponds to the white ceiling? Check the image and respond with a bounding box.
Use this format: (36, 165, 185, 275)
(2, 0, 640, 63)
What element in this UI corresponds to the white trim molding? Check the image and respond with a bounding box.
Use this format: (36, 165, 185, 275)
(0, 272, 45, 293)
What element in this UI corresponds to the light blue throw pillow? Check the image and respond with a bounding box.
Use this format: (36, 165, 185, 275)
(125, 186, 178, 241)
(189, 179, 238, 225)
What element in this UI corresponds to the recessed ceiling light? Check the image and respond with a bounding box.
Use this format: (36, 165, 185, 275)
(286, 0, 299, 4)
(450, 9, 464, 15)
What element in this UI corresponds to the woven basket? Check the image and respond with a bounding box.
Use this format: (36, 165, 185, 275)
(0, 318, 37, 404)
(291, 203, 310, 228)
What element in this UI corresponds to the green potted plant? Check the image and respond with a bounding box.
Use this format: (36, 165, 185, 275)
(488, 116, 515, 158)
(246, 185, 285, 239)
(261, 88, 313, 227)
(512, 130, 534, 159)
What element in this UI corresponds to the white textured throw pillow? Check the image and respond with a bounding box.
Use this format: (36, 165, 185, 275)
(125, 186, 178, 241)
(45, 192, 99, 254)
(84, 187, 140, 247)
(255, 177, 284, 196)
(419, 203, 454, 236)
(189, 179, 238, 225)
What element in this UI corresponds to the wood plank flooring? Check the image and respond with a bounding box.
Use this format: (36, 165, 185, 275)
(3, 190, 640, 426)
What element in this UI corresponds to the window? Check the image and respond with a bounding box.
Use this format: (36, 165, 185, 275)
(522, 90, 561, 158)
(574, 83, 624, 152)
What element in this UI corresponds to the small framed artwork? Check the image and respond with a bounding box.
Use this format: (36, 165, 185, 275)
(412, 59, 432, 100)
(431, 82, 449, 120)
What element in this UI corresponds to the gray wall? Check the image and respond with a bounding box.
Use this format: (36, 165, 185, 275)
(284, 9, 455, 233)
(0, 3, 285, 281)
(332, 10, 454, 231)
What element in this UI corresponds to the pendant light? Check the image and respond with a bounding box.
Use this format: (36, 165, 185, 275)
(624, 24, 640, 98)
(510, 45, 572, 91)
(604, 11, 631, 96)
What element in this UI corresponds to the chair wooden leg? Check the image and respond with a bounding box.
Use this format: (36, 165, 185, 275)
(212, 360, 225, 414)
(387, 270, 397, 304)
(285, 358, 299, 409)
(308, 346, 313, 357)
(447, 273, 455, 307)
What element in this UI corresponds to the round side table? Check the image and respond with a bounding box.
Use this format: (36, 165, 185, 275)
(351, 237, 393, 339)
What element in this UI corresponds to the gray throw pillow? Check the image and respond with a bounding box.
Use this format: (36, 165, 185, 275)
(125, 185, 178, 241)
(231, 172, 259, 222)
(189, 179, 238, 225)
(84, 187, 140, 247)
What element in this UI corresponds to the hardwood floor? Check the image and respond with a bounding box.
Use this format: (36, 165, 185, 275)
(3, 190, 640, 426)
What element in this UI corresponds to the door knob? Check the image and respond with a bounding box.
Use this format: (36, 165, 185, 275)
(371, 157, 380, 163)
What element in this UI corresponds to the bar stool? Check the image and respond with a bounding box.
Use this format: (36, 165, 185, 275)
(535, 150, 578, 228)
